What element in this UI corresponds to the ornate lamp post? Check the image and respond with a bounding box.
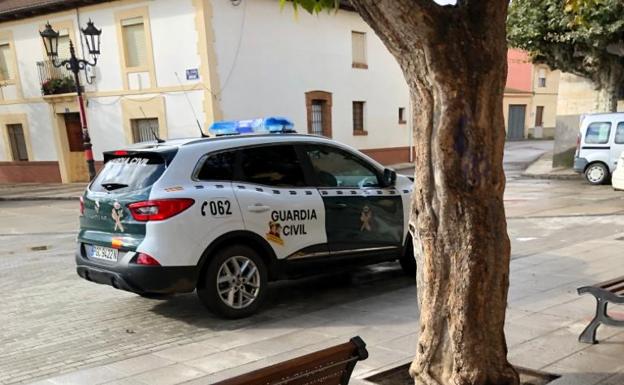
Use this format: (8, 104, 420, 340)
(40, 20, 101, 180)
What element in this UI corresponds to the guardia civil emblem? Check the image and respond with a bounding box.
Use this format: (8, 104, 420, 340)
(111, 201, 125, 232)
(360, 205, 373, 232)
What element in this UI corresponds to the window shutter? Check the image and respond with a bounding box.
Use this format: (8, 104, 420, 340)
(0, 43, 14, 81)
(351, 31, 366, 66)
(7, 124, 28, 161)
(57, 30, 71, 60)
(122, 17, 147, 68)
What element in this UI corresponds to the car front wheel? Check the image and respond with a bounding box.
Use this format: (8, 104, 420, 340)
(585, 162, 610, 185)
(197, 245, 267, 318)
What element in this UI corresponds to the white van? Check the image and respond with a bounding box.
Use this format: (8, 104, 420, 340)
(574, 112, 624, 185)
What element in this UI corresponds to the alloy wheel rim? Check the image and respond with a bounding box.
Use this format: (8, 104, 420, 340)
(588, 166, 604, 183)
(216, 256, 260, 309)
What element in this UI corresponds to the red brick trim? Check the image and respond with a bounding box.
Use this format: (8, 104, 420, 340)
(353, 130, 368, 136)
(360, 146, 411, 165)
(0, 161, 62, 183)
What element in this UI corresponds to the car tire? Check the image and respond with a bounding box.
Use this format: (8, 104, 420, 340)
(399, 241, 416, 277)
(197, 245, 268, 319)
(585, 162, 610, 185)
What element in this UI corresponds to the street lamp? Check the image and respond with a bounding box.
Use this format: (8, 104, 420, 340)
(40, 20, 101, 181)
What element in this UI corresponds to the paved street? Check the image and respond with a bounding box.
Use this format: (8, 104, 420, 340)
(2, 140, 624, 385)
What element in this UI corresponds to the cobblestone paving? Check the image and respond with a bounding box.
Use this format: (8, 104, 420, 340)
(0, 215, 414, 384)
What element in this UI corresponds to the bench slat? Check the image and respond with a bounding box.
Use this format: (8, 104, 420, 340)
(213, 337, 368, 385)
(595, 276, 624, 290)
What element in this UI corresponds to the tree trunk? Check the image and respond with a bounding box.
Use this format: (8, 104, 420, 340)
(597, 63, 622, 112)
(350, 2, 519, 385)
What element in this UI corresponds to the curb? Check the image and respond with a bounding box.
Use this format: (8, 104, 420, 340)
(519, 172, 580, 180)
(0, 196, 79, 202)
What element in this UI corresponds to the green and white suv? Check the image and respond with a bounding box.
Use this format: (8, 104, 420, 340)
(76, 118, 415, 318)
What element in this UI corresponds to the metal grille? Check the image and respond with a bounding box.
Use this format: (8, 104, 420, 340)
(7, 123, 28, 161)
(352, 101, 364, 132)
(131, 118, 159, 143)
(311, 101, 323, 136)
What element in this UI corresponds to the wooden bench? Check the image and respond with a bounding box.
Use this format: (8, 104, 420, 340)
(577, 276, 624, 344)
(213, 336, 368, 385)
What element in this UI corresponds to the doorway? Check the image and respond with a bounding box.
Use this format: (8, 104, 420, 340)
(507, 104, 526, 140)
(62, 113, 88, 182)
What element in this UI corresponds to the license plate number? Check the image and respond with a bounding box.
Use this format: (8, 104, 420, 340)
(90, 245, 118, 262)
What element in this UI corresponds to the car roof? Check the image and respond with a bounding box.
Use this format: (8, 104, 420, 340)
(582, 112, 624, 119)
(123, 133, 335, 152)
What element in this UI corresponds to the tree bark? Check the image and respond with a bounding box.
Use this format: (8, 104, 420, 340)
(597, 62, 622, 112)
(349, 1, 519, 385)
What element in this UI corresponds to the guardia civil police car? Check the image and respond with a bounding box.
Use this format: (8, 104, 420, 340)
(76, 117, 415, 318)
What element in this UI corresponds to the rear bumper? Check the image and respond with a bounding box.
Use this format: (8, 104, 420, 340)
(75, 249, 197, 294)
(573, 157, 588, 173)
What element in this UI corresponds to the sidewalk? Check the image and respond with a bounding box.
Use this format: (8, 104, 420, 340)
(25, 231, 624, 385)
(0, 183, 85, 201)
(522, 152, 579, 180)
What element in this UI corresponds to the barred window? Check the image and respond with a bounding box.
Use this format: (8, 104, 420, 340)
(131, 118, 159, 143)
(353, 101, 365, 133)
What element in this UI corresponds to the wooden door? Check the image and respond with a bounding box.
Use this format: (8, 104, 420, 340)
(507, 105, 526, 140)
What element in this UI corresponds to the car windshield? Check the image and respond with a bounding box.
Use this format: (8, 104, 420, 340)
(90, 154, 166, 193)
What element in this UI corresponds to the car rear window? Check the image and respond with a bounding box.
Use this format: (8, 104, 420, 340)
(585, 122, 611, 144)
(90, 154, 167, 193)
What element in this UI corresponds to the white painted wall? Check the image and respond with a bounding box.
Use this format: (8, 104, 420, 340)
(211, 0, 411, 151)
(0, 0, 411, 170)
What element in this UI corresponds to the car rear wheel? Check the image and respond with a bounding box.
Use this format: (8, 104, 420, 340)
(585, 162, 610, 185)
(197, 245, 267, 318)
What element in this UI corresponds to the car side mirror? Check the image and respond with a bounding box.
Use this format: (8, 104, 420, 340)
(383, 168, 397, 187)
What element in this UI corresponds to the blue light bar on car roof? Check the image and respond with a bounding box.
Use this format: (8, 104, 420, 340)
(208, 116, 295, 136)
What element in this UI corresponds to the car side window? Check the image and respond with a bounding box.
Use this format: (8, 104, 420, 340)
(238, 145, 306, 187)
(304, 145, 380, 188)
(585, 122, 611, 144)
(196, 151, 236, 181)
(615, 122, 624, 144)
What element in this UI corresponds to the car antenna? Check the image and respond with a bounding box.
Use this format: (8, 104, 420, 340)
(174, 71, 210, 138)
(139, 107, 165, 143)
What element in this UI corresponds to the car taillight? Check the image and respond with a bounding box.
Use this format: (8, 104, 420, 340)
(575, 133, 581, 156)
(136, 253, 161, 266)
(79, 196, 85, 216)
(128, 199, 194, 221)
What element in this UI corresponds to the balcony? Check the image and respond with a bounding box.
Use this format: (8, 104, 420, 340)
(36, 60, 78, 96)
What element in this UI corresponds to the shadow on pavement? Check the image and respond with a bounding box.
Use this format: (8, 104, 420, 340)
(149, 262, 416, 329)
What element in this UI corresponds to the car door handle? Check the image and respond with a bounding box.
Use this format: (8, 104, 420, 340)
(248, 204, 270, 213)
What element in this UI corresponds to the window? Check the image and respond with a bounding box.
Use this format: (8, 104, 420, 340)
(7, 124, 28, 161)
(615, 122, 624, 144)
(537, 68, 546, 88)
(91, 153, 166, 193)
(0, 42, 15, 82)
(535, 106, 544, 127)
(305, 91, 332, 138)
(239, 145, 306, 187)
(351, 31, 367, 69)
(353, 101, 365, 134)
(305, 145, 379, 188)
(196, 151, 236, 181)
(122, 17, 148, 68)
(131, 118, 159, 143)
(585, 122, 611, 144)
(57, 29, 71, 60)
(398, 107, 406, 124)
